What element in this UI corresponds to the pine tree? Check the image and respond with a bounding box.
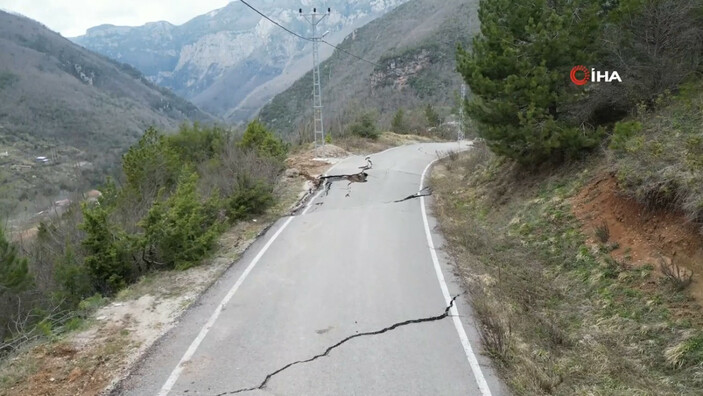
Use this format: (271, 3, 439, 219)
(239, 120, 288, 160)
(0, 226, 32, 295)
(425, 104, 441, 128)
(391, 108, 409, 134)
(457, 0, 603, 165)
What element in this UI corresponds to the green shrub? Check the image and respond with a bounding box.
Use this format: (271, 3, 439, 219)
(140, 171, 221, 270)
(239, 120, 288, 160)
(609, 121, 643, 152)
(350, 113, 380, 139)
(226, 176, 275, 221)
(0, 226, 32, 295)
(392, 108, 409, 134)
(53, 244, 93, 307)
(80, 203, 137, 295)
(166, 123, 226, 164)
(425, 104, 441, 128)
(122, 127, 180, 199)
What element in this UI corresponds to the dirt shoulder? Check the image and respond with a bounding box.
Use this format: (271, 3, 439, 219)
(431, 146, 703, 395)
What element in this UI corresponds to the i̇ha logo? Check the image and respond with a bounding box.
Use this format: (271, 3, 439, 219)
(570, 65, 622, 85)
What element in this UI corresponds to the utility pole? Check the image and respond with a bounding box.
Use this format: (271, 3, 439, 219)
(458, 84, 467, 142)
(299, 7, 330, 147)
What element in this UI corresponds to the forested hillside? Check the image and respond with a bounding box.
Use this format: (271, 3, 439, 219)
(260, 0, 479, 140)
(0, 11, 214, 218)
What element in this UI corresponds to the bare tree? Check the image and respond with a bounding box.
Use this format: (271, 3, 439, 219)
(607, 0, 702, 103)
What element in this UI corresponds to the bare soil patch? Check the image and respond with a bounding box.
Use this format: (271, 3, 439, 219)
(572, 174, 703, 302)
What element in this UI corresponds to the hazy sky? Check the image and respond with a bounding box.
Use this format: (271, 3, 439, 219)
(0, 0, 233, 37)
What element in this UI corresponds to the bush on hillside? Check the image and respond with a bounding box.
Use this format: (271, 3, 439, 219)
(392, 108, 409, 134)
(166, 123, 227, 165)
(80, 203, 137, 294)
(122, 127, 180, 204)
(140, 171, 221, 271)
(425, 104, 441, 128)
(239, 120, 288, 160)
(226, 176, 275, 221)
(0, 226, 32, 295)
(610, 82, 703, 228)
(350, 113, 380, 139)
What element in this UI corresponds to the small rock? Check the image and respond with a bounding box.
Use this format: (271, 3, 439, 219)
(285, 168, 300, 178)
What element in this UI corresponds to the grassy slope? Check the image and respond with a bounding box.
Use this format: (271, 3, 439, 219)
(612, 81, 703, 228)
(259, 0, 479, 136)
(432, 86, 703, 396)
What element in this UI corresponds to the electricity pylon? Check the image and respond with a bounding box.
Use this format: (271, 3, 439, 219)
(459, 84, 467, 141)
(299, 7, 330, 147)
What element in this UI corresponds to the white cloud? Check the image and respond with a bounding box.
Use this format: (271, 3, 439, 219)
(0, 0, 233, 37)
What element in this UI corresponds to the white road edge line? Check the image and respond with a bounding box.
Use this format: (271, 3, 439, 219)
(420, 156, 493, 396)
(157, 143, 430, 395)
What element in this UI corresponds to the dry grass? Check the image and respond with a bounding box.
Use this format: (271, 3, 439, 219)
(612, 81, 703, 230)
(333, 131, 435, 155)
(660, 258, 694, 291)
(595, 221, 611, 243)
(431, 147, 703, 395)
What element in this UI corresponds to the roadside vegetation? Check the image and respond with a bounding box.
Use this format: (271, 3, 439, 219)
(432, 0, 703, 394)
(0, 122, 286, 354)
(434, 145, 703, 394)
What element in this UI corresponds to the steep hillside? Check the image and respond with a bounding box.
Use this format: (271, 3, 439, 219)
(0, 11, 213, 219)
(260, 0, 479, 137)
(73, 0, 409, 121)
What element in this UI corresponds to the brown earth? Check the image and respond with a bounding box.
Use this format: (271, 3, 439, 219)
(285, 144, 350, 178)
(572, 174, 703, 302)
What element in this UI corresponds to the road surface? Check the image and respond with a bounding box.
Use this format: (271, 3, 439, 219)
(117, 142, 508, 396)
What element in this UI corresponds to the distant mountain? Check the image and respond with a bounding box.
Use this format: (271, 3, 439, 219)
(259, 0, 479, 137)
(73, 0, 409, 122)
(0, 11, 214, 219)
(0, 11, 213, 149)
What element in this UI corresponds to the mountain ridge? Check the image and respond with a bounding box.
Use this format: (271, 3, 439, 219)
(259, 0, 479, 138)
(73, 0, 410, 122)
(0, 10, 214, 218)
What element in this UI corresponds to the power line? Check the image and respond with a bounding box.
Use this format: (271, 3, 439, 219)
(321, 39, 381, 68)
(239, 0, 312, 41)
(239, 0, 381, 68)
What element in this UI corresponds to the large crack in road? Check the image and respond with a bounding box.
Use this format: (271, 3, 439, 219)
(393, 187, 433, 203)
(203, 295, 462, 396)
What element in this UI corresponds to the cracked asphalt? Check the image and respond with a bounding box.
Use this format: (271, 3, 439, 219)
(117, 142, 508, 396)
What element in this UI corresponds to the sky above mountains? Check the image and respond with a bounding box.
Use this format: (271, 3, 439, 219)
(0, 0, 232, 36)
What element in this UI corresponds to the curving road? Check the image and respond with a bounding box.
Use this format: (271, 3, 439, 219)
(117, 142, 508, 396)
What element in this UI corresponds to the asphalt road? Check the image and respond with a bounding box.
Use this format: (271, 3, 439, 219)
(118, 142, 508, 396)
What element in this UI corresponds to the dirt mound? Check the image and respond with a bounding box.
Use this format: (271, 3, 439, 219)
(310, 144, 349, 158)
(286, 144, 350, 179)
(572, 175, 703, 301)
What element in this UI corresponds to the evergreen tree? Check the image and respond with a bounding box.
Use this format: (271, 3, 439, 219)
(391, 108, 409, 134)
(457, 0, 603, 164)
(0, 226, 32, 295)
(80, 203, 136, 294)
(239, 120, 288, 160)
(425, 104, 441, 128)
(350, 113, 380, 139)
